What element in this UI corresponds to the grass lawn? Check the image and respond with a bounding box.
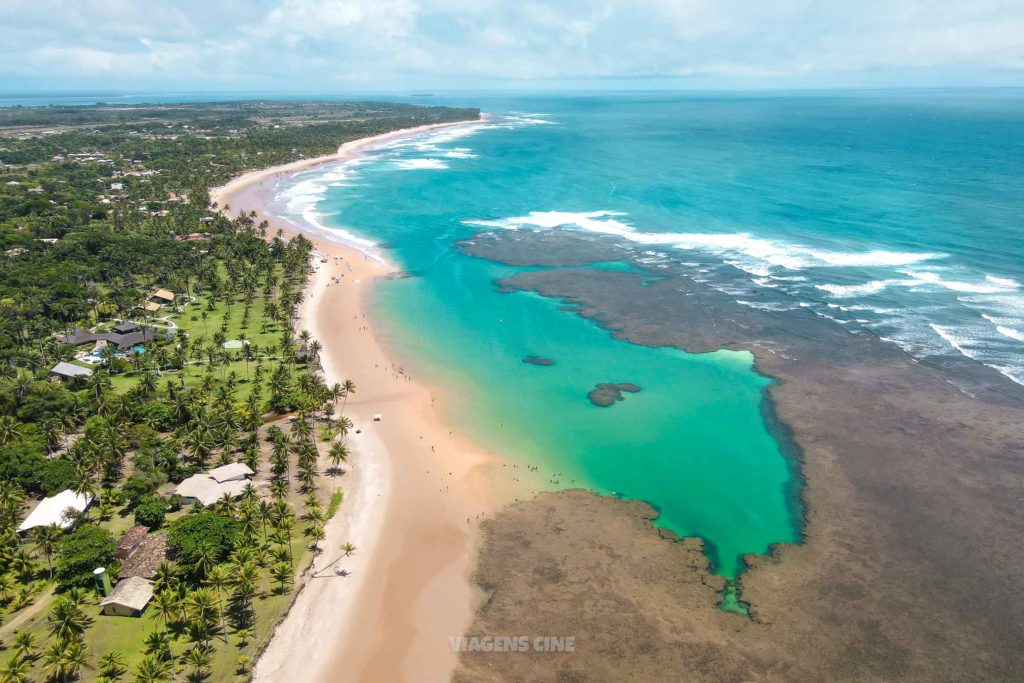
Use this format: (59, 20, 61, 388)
(0, 535, 316, 682)
(107, 277, 297, 401)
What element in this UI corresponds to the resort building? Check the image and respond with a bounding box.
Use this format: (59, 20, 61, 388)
(149, 288, 176, 304)
(57, 326, 157, 350)
(175, 464, 254, 506)
(17, 490, 92, 533)
(100, 577, 154, 617)
(49, 361, 93, 382)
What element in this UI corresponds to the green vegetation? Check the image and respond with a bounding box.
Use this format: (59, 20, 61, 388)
(0, 99, 477, 682)
(54, 525, 116, 589)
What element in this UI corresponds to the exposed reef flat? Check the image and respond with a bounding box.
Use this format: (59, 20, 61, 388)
(457, 229, 1024, 680)
(522, 355, 555, 366)
(587, 381, 642, 407)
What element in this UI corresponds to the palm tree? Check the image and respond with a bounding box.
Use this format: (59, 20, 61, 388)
(152, 562, 177, 592)
(43, 639, 89, 682)
(72, 464, 98, 509)
(308, 523, 325, 553)
(33, 524, 62, 579)
(270, 562, 292, 594)
(11, 631, 38, 662)
(204, 564, 232, 636)
(183, 646, 211, 681)
(143, 630, 172, 663)
(0, 656, 29, 683)
(98, 650, 127, 679)
(269, 478, 289, 501)
(48, 595, 92, 644)
(133, 654, 172, 683)
(0, 416, 22, 446)
(340, 542, 357, 557)
(327, 442, 349, 478)
(149, 590, 177, 632)
(10, 549, 35, 582)
(186, 588, 221, 647)
(62, 642, 90, 681)
(340, 379, 356, 416)
(0, 575, 14, 605)
(194, 544, 217, 580)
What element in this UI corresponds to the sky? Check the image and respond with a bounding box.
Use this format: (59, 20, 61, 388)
(1, 0, 1023, 92)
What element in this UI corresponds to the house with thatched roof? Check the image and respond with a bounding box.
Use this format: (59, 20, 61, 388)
(100, 577, 154, 617)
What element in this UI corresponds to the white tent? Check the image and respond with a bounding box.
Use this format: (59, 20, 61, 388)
(18, 490, 93, 533)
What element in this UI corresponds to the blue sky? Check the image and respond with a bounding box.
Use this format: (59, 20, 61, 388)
(1, 0, 1023, 92)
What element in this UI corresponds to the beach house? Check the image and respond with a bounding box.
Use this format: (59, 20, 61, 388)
(100, 577, 154, 617)
(175, 463, 254, 506)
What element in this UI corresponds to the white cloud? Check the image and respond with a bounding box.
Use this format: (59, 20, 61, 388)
(1, 0, 1023, 88)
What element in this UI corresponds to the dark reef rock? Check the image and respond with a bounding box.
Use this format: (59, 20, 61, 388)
(462, 229, 1024, 680)
(588, 382, 642, 407)
(522, 355, 555, 366)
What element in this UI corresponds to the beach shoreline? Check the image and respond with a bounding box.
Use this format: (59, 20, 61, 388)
(211, 117, 517, 682)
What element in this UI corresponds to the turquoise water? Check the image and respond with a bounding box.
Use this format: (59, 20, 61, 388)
(272, 92, 1024, 598)
(273, 102, 806, 597)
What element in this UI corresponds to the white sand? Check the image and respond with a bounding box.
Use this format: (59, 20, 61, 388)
(213, 118, 523, 682)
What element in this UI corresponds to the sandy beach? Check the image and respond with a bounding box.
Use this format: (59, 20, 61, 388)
(212, 119, 513, 682)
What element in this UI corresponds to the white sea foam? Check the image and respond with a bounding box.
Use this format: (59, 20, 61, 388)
(395, 158, 449, 170)
(985, 275, 1021, 288)
(815, 281, 890, 297)
(463, 210, 942, 275)
(930, 323, 978, 358)
(996, 325, 1024, 342)
(735, 300, 796, 312)
(901, 270, 1014, 294)
(443, 148, 478, 159)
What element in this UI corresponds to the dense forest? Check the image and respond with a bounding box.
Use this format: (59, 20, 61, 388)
(0, 100, 478, 682)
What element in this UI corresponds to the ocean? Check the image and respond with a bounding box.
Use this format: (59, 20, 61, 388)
(267, 91, 1023, 605)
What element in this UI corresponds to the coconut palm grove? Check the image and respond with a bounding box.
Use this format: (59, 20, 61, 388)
(0, 101, 476, 682)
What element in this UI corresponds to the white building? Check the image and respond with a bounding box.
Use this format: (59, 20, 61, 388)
(208, 462, 254, 483)
(18, 490, 93, 533)
(175, 468, 252, 506)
